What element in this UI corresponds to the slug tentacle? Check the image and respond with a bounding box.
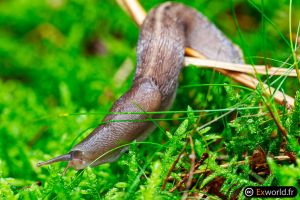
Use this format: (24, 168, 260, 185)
(37, 153, 71, 167)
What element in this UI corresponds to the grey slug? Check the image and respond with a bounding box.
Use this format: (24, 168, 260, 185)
(37, 2, 243, 170)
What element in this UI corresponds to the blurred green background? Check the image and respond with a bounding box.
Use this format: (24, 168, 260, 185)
(0, 0, 299, 199)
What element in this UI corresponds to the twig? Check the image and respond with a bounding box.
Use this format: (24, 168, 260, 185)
(192, 155, 291, 176)
(169, 153, 208, 193)
(116, 0, 295, 108)
(166, 155, 291, 180)
(185, 49, 295, 108)
(184, 57, 298, 77)
(169, 175, 187, 192)
(161, 140, 189, 190)
(116, 0, 146, 26)
(182, 136, 196, 200)
(195, 153, 209, 170)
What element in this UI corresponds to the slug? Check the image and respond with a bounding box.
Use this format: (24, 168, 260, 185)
(37, 2, 243, 171)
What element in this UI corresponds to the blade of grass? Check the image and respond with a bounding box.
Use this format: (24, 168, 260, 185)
(289, 0, 300, 83)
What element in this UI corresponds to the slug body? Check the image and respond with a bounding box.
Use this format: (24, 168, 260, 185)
(38, 2, 243, 170)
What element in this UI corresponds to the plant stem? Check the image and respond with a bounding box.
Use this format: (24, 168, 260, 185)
(289, 0, 300, 83)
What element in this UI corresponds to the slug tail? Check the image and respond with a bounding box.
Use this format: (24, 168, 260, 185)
(37, 153, 71, 167)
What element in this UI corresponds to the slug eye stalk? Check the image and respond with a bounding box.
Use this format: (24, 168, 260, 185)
(37, 153, 71, 167)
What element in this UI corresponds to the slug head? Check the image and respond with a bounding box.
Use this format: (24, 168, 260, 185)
(37, 150, 90, 171)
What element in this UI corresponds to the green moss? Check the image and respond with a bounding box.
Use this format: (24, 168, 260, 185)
(0, 0, 299, 199)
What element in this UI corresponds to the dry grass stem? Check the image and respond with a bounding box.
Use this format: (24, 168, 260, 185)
(161, 140, 189, 190)
(181, 136, 196, 200)
(184, 57, 298, 77)
(117, 0, 295, 108)
(116, 0, 146, 26)
(164, 155, 292, 180)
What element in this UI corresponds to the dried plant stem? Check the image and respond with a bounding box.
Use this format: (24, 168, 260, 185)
(192, 155, 291, 176)
(116, 0, 145, 26)
(289, 0, 300, 83)
(116, 0, 295, 108)
(185, 49, 295, 108)
(169, 153, 208, 193)
(161, 140, 189, 190)
(184, 57, 298, 77)
(166, 155, 291, 181)
(181, 136, 196, 200)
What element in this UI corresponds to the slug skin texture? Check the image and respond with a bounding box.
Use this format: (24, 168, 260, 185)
(37, 2, 243, 170)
